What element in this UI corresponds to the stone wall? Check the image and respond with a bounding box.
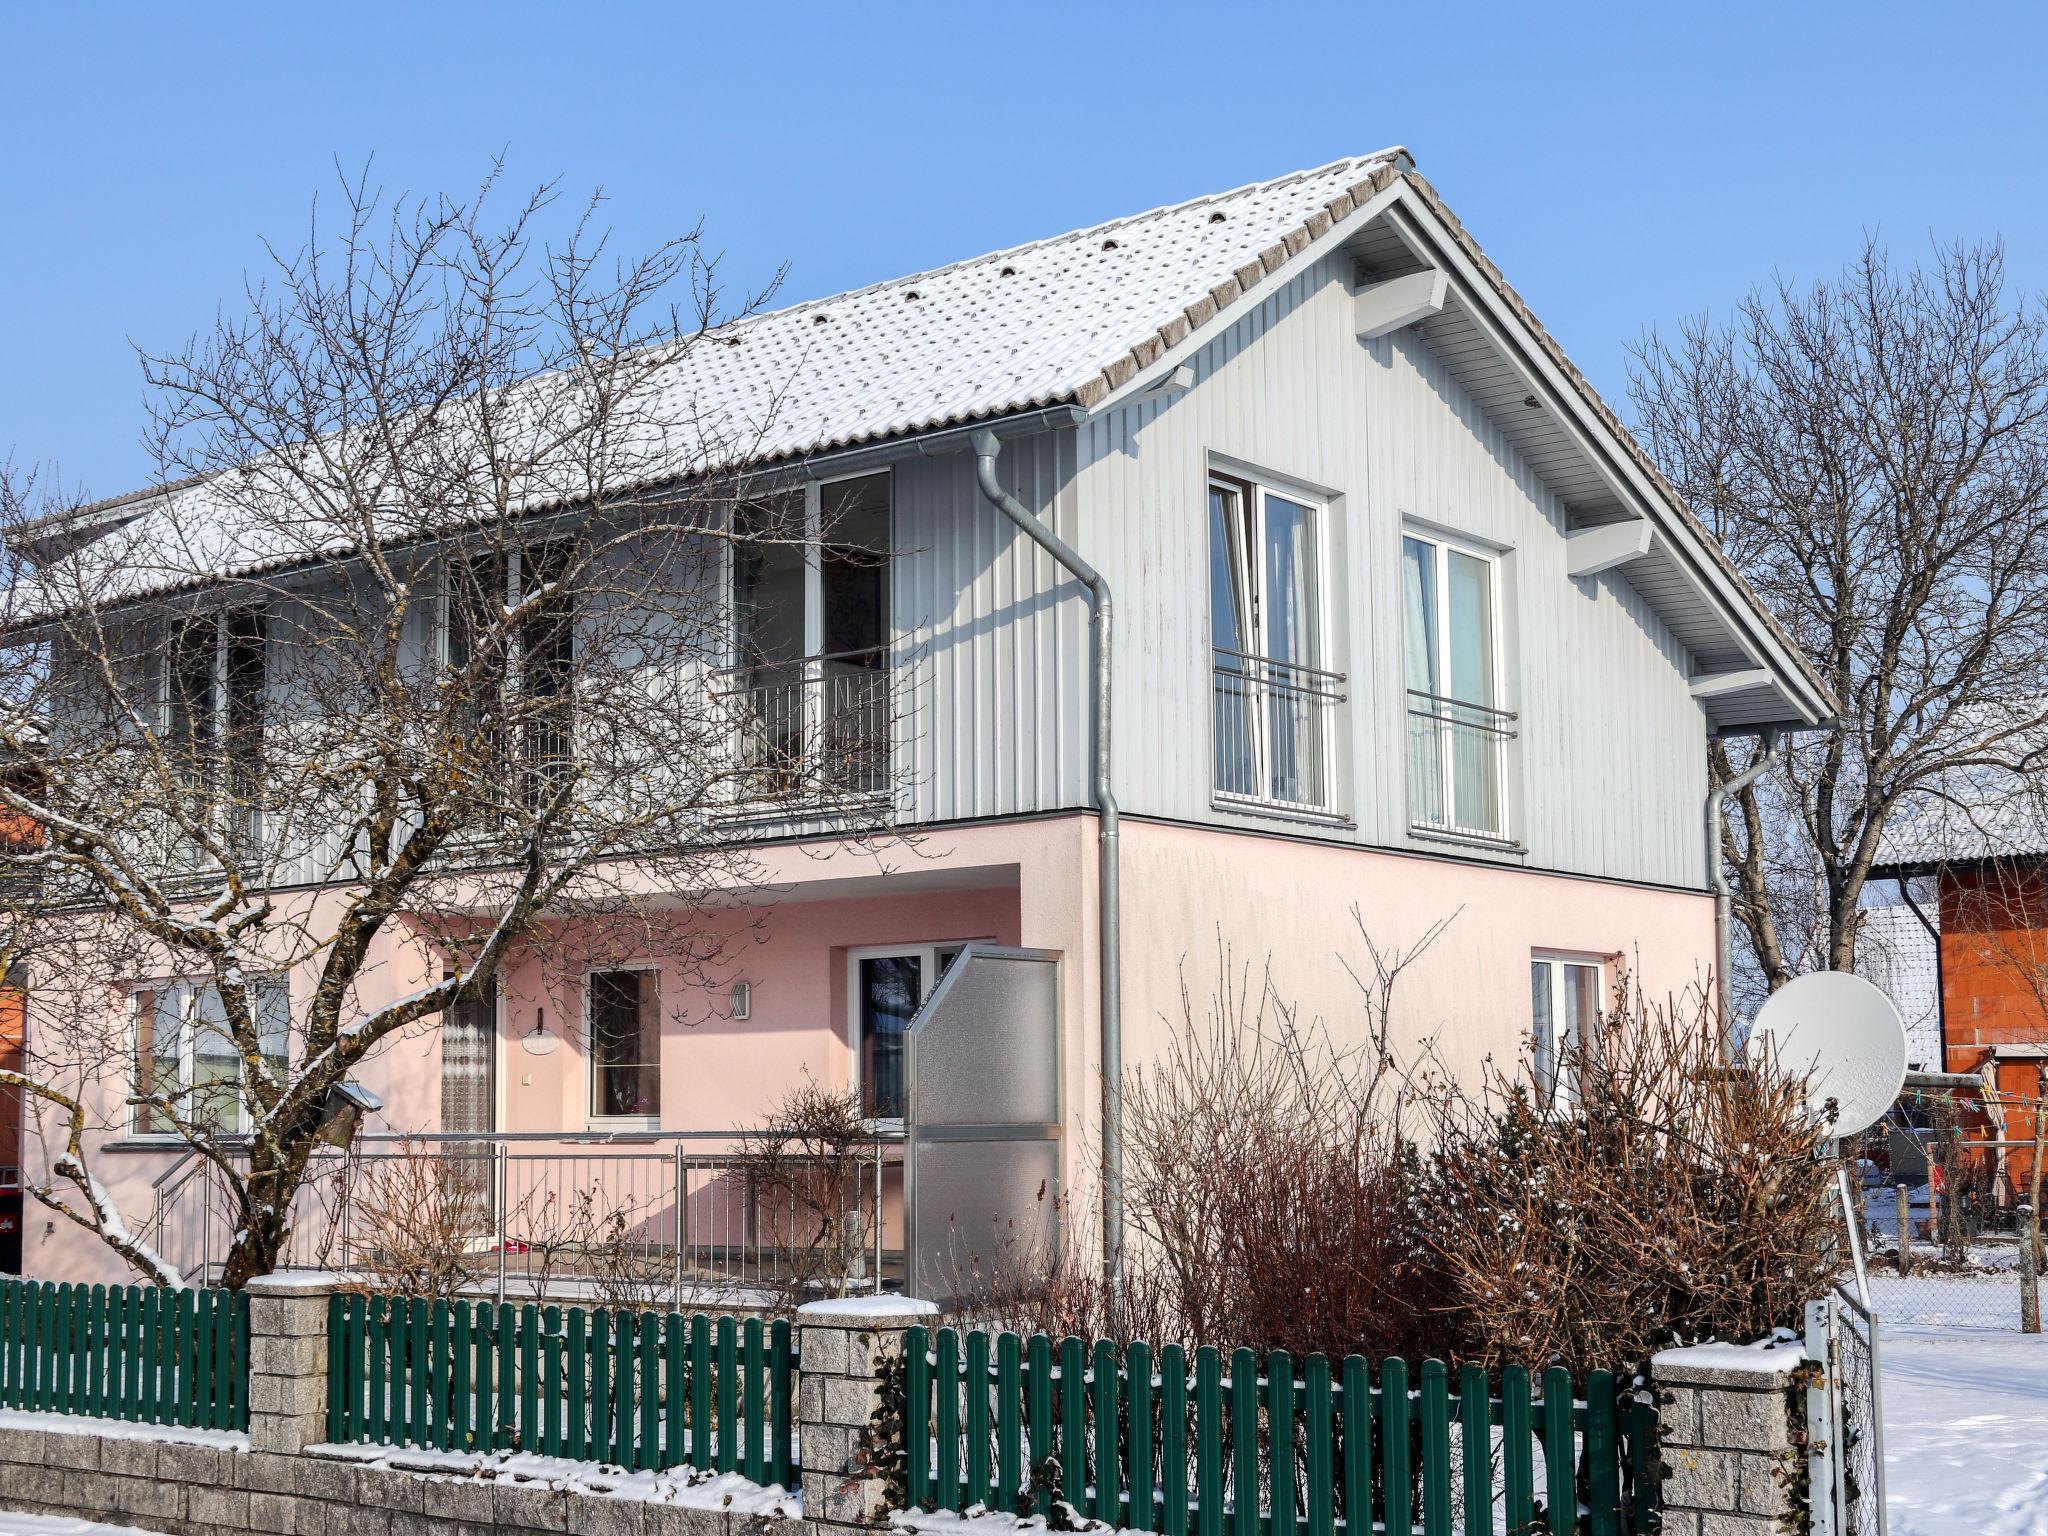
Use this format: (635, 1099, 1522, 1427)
(0, 1425, 798, 1536)
(1652, 1340, 1808, 1535)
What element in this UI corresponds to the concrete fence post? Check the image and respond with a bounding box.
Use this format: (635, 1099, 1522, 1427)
(798, 1295, 938, 1532)
(242, 1272, 339, 1456)
(1652, 1341, 1806, 1535)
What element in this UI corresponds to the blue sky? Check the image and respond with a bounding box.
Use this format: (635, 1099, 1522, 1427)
(5, 1, 2045, 501)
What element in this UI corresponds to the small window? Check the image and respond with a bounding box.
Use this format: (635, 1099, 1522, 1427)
(1530, 954, 1604, 1105)
(1403, 530, 1512, 839)
(1208, 474, 1340, 812)
(130, 977, 289, 1137)
(588, 969, 660, 1121)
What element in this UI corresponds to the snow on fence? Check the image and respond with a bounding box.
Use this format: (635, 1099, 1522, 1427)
(901, 1326, 1660, 1536)
(0, 1275, 249, 1431)
(322, 1293, 796, 1482)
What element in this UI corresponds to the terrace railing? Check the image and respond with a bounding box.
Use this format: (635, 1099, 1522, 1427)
(144, 1130, 901, 1301)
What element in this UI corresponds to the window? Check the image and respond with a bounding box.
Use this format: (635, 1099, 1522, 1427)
(164, 609, 266, 832)
(1402, 531, 1512, 839)
(444, 544, 576, 808)
(847, 942, 967, 1124)
(727, 473, 892, 797)
(1208, 475, 1341, 812)
(130, 976, 289, 1136)
(587, 968, 659, 1122)
(1530, 954, 1604, 1105)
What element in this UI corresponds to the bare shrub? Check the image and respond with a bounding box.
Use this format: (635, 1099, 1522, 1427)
(961, 926, 1459, 1361)
(344, 1140, 493, 1299)
(745, 1078, 884, 1306)
(1418, 983, 1837, 1369)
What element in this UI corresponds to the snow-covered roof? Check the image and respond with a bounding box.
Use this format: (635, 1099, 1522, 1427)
(5, 149, 1835, 721)
(18, 151, 1411, 602)
(1873, 700, 2048, 869)
(629, 148, 1411, 461)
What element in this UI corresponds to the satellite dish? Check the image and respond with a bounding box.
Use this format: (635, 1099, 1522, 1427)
(1747, 971, 1907, 1140)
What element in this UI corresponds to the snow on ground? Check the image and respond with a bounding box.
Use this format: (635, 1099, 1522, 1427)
(0, 1517, 173, 1536)
(1883, 1307, 2048, 1536)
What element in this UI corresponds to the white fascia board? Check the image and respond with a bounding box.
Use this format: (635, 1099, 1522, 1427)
(1380, 192, 1830, 728)
(1565, 519, 1653, 578)
(1689, 667, 1775, 699)
(1354, 269, 1449, 339)
(1080, 181, 1408, 420)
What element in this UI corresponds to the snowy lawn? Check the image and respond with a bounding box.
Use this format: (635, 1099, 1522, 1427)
(1884, 1321, 2048, 1536)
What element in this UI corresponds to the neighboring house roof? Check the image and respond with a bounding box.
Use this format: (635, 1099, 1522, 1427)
(10, 150, 1832, 722)
(1872, 701, 2048, 870)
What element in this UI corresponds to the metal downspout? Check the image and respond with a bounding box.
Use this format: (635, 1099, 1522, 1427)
(967, 429, 1123, 1291)
(1708, 726, 1783, 1057)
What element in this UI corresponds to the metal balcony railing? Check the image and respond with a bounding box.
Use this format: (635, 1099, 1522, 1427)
(141, 1129, 904, 1303)
(712, 648, 892, 803)
(1406, 688, 1518, 842)
(1212, 649, 1346, 816)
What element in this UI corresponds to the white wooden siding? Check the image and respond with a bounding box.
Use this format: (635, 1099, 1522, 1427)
(1071, 250, 1709, 889)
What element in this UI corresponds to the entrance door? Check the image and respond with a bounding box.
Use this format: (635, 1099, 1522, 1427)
(848, 944, 966, 1125)
(442, 981, 498, 1134)
(441, 982, 498, 1233)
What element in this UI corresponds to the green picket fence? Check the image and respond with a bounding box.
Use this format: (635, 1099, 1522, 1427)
(325, 1294, 796, 1483)
(903, 1328, 1660, 1536)
(0, 1277, 249, 1431)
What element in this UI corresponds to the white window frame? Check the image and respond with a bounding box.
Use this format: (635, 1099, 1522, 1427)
(1401, 525, 1512, 841)
(1529, 951, 1607, 1107)
(723, 468, 894, 805)
(1207, 472, 1341, 815)
(844, 940, 976, 1130)
(583, 960, 662, 1131)
(126, 975, 289, 1139)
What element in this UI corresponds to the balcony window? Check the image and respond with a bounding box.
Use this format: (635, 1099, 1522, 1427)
(723, 471, 891, 800)
(130, 975, 289, 1137)
(587, 968, 660, 1123)
(1209, 475, 1343, 814)
(1403, 530, 1515, 840)
(164, 608, 266, 843)
(445, 544, 576, 809)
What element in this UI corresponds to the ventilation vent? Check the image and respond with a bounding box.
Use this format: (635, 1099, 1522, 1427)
(1209, 211, 1227, 224)
(1101, 239, 1120, 251)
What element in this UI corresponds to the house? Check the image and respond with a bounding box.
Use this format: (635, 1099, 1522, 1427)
(9, 150, 1828, 1288)
(1874, 746, 2048, 1208)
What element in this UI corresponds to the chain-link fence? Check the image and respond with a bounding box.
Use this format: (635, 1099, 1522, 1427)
(1850, 1168, 2030, 1329)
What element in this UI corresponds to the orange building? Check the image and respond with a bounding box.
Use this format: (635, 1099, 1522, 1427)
(1871, 851, 2048, 1208)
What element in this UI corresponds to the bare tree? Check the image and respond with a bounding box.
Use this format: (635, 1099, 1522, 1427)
(1629, 237, 2048, 997)
(0, 170, 901, 1286)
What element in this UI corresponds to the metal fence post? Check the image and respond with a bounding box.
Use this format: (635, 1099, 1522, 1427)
(495, 1143, 508, 1305)
(872, 1136, 884, 1294)
(673, 1142, 686, 1307)
(2021, 1202, 2041, 1334)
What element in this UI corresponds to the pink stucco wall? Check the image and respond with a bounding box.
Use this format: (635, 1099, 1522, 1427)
(22, 812, 1710, 1284)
